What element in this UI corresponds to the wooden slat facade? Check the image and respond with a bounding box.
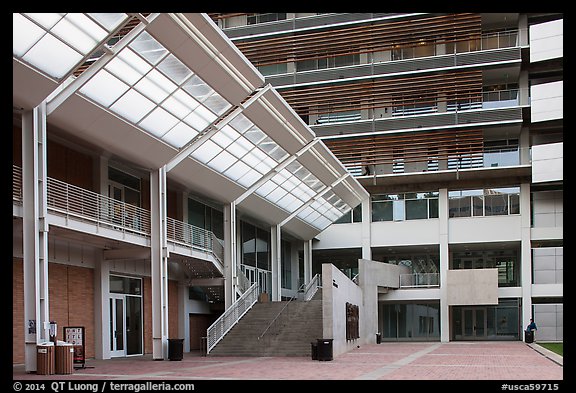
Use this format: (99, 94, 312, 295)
(324, 128, 484, 170)
(279, 70, 483, 116)
(231, 13, 481, 66)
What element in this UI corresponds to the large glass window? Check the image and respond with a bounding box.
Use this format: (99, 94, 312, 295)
(381, 302, 440, 341)
(449, 187, 520, 217)
(247, 13, 287, 24)
(451, 247, 519, 287)
(188, 197, 224, 240)
(372, 192, 439, 222)
(334, 204, 362, 224)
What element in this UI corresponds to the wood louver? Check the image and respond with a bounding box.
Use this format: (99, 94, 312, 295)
(324, 128, 484, 173)
(279, 70, 483, 117)
(231, 13, 481, 67)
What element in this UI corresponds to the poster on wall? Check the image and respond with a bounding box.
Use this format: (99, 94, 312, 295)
(64, 326, 85, 369)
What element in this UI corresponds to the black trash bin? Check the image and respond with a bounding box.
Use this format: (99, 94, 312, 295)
(376, 332, 382, 344)
(316, 338, 333, 361)
(168, 338, 184, 361)
(524, 330, 534, 344)
(310, 341, 318, 360)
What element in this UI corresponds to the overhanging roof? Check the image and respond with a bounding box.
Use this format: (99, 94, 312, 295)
(13, 12, 369, 240)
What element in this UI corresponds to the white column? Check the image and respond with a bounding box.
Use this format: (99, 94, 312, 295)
(361, 199, 372, 260)
(94, 254, 111, 359)
(178, 283, 190, 353)
(438, 188, 450, 342)
(270, 224, 282, 301)
(303, 239, 313, 284)
(22, 105, 50, 373)
(290, 242, 300, 291)
(223, 202, 237, 308)
(520, 183, 533, 330)
(150, 167, 169, 360)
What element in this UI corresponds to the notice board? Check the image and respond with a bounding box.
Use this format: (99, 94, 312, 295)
(64, 326, 85, 368)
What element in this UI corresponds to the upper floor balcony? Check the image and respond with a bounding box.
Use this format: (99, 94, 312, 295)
(12, 165, 224, 268)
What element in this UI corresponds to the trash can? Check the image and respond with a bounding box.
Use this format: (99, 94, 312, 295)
(168, 338, 184, 361)
(55, 343, 74, 374)
(36, 342, 55, 375)
(316, 338, 333, 361)
(524, 330, 534, 344)
(200, 337, 207, 357)
(310, 341, 318, 360)
(376, 332, 382, 344)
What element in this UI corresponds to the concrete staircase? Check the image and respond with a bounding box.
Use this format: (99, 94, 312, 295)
(208, 293, 323, 357)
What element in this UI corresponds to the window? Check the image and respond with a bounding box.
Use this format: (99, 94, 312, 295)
(372, 192, 439, 222)
(247, 13, 287, 25)
(449, 187, 520, 217)
(334, 204, 362, 224)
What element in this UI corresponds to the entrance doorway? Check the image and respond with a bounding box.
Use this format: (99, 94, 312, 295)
(462, 307, 487, 339)
(109, 275, 143, 357)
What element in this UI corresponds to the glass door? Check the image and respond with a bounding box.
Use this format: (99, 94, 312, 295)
(462, 307, 487, 339)
(109, 295, 125, 357)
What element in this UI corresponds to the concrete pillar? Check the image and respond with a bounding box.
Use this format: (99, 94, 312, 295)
(22, 105, 50, 373)
(303, 239, 313, 284)
(178, 283, 190, 353)
(223, 202, 237, 308)
(520, 183, 533, 331)
(150, 167, 169, 360)
(94, 253, 111, 359)
(270, 224, 282, 301)
(290, 241, 300, 291)
(438, 188, 450, 342)
(361, 199, 372, 260)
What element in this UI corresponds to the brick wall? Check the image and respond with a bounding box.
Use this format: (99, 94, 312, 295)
(142, 277, 180, 354)
(13, 259, 95, 364)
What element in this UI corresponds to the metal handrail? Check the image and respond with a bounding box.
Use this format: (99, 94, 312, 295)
(206, 281, 259, 354)
(257, 293, 296, 342)
(399, 272, 440, 288)
(13, 165, 223, 261)
(302, 273, 321, 301)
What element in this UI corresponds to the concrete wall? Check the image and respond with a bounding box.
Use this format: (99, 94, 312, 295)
(530, 81, 563, 123)
(321, 264, 363, 357)
(530, 19, 563, 63)
(533, 304, 563, 341)
(531, 142, 563, 184)
(533, 247, 563, 285)
(448, 215, 521, 243)
(446, 268, 498, 305)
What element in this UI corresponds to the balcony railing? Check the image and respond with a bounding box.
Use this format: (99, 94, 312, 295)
(13, 165, 223, 261)
(399, 272, 440, 288)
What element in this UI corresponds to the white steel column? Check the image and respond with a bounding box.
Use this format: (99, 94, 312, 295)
(94, 254, 111, 359)
(361, 198, 372, 260)
(223, 202, 237, 309)
(178, 283, 190, 353)
(22, 105, 50, 373)
(303, 239, 313, 285)
(520, 183, 533, 331)
(270, 224, 282, 301)
(150, 166, 169, 360)
(438, 188, 450, 342)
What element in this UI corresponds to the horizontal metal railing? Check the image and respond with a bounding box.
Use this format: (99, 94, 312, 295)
(13, 165, 222, 260)
(399, 272, 440, 288)
(206, 281, 259, 354)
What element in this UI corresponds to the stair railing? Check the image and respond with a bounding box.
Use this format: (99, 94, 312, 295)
(303, 273, 322, 301)
(206, 281, 259, 354)
(256, 293, 297, 356)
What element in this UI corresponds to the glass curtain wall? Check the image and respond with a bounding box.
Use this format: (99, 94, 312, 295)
(240, 221, 271, 295)
(188, 198, 224, 240)
(451, 298, 520, 340)
(451, 247, 520, 287)
(372, 192, 439, 222)
(380, 302, 440, 341)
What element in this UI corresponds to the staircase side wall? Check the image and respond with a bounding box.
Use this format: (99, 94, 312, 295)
(321, 264, 364, 357)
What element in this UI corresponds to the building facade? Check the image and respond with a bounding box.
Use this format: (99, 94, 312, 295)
(12, 13, 367, 370)
(210, 13, 563, 342)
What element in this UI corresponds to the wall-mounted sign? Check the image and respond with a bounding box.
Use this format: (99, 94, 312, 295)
(64, 326, 85, 369)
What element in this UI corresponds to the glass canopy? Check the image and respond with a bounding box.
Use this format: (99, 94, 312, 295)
(13, 13, 364, 233)
(13, 13, 130, 80)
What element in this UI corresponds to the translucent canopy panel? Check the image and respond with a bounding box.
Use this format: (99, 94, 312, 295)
(13, 13, 129, 80)
(79, 30, 232, 149)
(255, 159, 325, 214)
(297, 189, 352, 230)
(190, 112, 289, 188)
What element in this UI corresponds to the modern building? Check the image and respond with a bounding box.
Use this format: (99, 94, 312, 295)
(12, 12, 368, 371)
(13, 12, 562, 372)
(209, 12, 563, 343)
